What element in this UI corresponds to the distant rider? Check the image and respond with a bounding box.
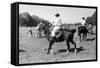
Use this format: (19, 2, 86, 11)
(80, 17, 87, 27)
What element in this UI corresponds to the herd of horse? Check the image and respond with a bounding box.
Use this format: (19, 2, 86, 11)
(29, 22, 95, 55)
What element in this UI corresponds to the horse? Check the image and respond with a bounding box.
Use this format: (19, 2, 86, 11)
(86, 22, 96, 35)
(42, 23, 77, 55)
(77, 25, 89, 42)
(36, 22, 45, 38)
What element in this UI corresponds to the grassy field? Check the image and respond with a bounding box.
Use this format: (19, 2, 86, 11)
(19, 27, 96, 64)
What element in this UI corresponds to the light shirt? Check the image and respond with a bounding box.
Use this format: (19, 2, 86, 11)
(53, 17, 62, 26)
(81, 20, 85, 26)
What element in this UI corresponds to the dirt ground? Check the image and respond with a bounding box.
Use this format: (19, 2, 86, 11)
(19, 27, 96, 64)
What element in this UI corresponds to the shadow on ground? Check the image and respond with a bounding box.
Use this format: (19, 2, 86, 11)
(86, 37, 96, 41)
(19, 49, 26, 52)
(36, 36, 46, 38)
(57, 46, 85, 54)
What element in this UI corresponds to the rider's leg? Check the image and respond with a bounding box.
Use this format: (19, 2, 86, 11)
(51, 28, 56, 37)
(51, 26, 60, 37)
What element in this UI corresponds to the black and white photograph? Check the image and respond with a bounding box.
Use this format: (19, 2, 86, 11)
(18, 3, 97, 65)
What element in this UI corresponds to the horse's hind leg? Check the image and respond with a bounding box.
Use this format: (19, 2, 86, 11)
(78, 32, 81, 42)
(83, 33, 87, 41)
(78, 33, 81, 42)
(71, 40, 77, 54)
(66, 40, 70, 55)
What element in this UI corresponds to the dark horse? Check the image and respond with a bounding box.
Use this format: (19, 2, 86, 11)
(78, 26, 89, 42)
(42, 23, 77, 55)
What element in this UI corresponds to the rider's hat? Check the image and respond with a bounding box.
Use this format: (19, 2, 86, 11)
(82, 17, 85, 20)
(55, 13, 60, 17)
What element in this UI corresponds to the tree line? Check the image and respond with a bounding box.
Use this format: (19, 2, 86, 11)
(86, 11, 96, 25)
(19, 12, 50, 27)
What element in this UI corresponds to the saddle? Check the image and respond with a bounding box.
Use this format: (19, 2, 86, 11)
(78, 26, 86, 30)
(55, 28, 63, 38)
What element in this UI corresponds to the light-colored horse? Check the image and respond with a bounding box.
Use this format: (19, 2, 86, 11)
(36, 22, 44, 38)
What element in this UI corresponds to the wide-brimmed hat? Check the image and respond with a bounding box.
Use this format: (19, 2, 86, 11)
(55, 13, 60, 17)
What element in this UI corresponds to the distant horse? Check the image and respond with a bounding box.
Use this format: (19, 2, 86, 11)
(86, 22, 96, 35)
(42, 23, 77, 55)
(78, 26, 89, 42)
(36, 22, 45, 38)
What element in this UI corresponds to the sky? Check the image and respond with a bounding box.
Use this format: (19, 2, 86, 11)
(19, 4, 96, 24)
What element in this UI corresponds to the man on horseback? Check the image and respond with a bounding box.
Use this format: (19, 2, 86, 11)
(51, 13, 63, 39)
(80, 17, 87, 27)
(78, 17, 89, 42)
(79, 17, 88, 32)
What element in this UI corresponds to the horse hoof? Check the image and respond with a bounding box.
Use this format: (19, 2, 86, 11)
(66, 50, 69, 55)
(51, 52, 54, 55)
(74, 52, 77, 54)
(47, 53, 49, 55)
(51, 53, 54, 55)
(66, 53, 69, 55)
(74, 49, 77, 54)
(50, 49, 54, 55)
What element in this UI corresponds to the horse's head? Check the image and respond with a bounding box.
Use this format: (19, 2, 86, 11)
(41, 23, 52, 36)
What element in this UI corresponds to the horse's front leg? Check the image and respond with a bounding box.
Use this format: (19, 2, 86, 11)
(38, 31, 42, 38)
(80, 34, 81, 42)
(66, 40, 70, 55)
(36, 30, 39, 38)
(47, 40, 54, 55)
(71, 40, 77, 54)
(36, 31, 39, 38)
